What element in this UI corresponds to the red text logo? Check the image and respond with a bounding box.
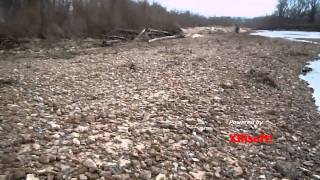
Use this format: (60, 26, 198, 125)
(229, 133, 273, 143)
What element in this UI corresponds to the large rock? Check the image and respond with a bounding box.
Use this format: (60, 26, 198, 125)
(232, 166, 243, 177)
(274, 161, 299, 179)
(83, 158, 98, 171)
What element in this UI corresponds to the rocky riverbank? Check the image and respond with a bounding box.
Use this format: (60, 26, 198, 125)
(0, 31, 319, 179)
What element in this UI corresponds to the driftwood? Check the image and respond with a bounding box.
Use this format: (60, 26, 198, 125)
(107, 35, 127, 41)
(117, 28, 139, 35)
(148, 34, 184, 43)
(148, 28, 172, 36)
(102, 27, 185, 46)
(134, 28, 177, 41)
(0, 36, 21, 50)
(101, 40, 121, 47)
(134, 28, 147, 41)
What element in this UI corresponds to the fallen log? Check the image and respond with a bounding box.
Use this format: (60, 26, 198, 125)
(0, 36, 21, 50)
(134, 28, 147, 41)
(148, 28, 172, 36)
(107, 35, 127, 41)
(101, 40, 121, 47)
(148, 34, 185, 43)
(117, 28, 139, 35)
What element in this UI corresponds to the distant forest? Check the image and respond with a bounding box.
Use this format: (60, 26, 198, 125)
(0, 0, 239, 38)
(0, 0, 319, 39)
(247, 0, 320, 31)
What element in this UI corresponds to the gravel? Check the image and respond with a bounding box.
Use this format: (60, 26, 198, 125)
(0, 30, 319, 179)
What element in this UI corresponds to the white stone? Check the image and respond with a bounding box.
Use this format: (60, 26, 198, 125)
(73, 138, 81, 145)
(52, 134, 60, 139)
(79, 174, 88, 180)
(71, 132, 80, 138)
(56, 109, 62, 116)
(155, 174, 166, 180)
(119, 158, 131, 168)
(259, 175, 266, 179)
(48, 122, 61, 130)
(75, 125, 89, 133)
(26, 174, 39, 180)
(32, 143, 41, 150)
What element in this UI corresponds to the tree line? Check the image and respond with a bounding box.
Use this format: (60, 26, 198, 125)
(246, 0, 320, 30)
(276, 0, 319, 23)
(1, 0, 319, 39)
(0, 0, 215, 38)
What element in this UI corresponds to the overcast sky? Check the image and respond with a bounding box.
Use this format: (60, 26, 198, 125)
(151, 0, 278, 18)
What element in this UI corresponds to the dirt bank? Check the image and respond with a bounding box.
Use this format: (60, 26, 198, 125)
(0, 31, 319, 179)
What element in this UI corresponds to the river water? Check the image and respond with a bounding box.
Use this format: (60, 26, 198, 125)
(250, 30, 320, 110)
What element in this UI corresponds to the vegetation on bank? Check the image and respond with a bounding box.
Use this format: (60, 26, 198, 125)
(247, 0, 320, 31)
(0, 0, 319, 39)
(0, 0, 234, 39)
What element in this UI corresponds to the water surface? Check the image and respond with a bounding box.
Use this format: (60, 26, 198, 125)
(300, 59, 320, 109)
(251, 30, 320, 44)
(250, 30, 320, 110)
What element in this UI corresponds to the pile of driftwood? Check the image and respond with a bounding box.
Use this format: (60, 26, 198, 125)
(101, 28, 184, 47)
(0, 36, 21, 50)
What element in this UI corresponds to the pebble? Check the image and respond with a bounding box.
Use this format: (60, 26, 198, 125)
(39, 154, 50, 164)
(32, 143, 41, 150)
(292, 136, 298, 141)
(303, 161, 314, 167)
(71, 132, 80, 138)
(52, 133, 60, 139)
(233, 166, 243, 177)
(85, 115, 96, 122)
(26, 174, 39, 180)
(56, 109, 62, 116)
(60, 164, 71, 172)
(83, 158, 98, 171)
(259, 175, 266, 179)
(75, 125, 89, 133)
(48, 122, 61, 130)
(119, 159, 131, 168)
(7, 104, 20, 112)
(224, 157, 238, 166)
(74, 113, 82, 122)
(312, 174, 320, 179)
(140, 170, 152, 179)
(73, 138, 81, 145)
(155, 174, 166, 180)
(214, 167, 221, 178)
(79, 174, 88, 180)
(190, 170, 207, 180)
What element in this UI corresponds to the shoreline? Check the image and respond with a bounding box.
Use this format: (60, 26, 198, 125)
(0, 32, 320, 179)
(300, 55, 320, 111)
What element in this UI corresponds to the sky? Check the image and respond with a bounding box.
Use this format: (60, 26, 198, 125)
(151, 0, 278, 18)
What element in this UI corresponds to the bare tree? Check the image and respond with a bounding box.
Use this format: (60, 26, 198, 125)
(308, 0, 319, 23)
(39, 0, 48, 38)
(277, 0, 288, 18)
(287, 0, 309, 20)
